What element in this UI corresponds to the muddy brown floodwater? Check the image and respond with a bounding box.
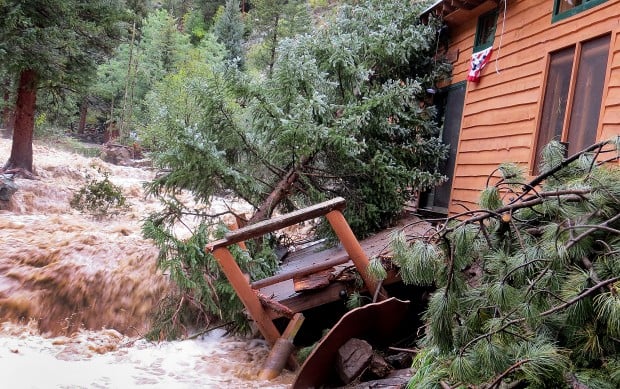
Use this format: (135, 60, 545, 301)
(0, 137, 292, 388)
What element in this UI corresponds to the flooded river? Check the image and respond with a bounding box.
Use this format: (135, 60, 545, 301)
(0, 138, 292, 388)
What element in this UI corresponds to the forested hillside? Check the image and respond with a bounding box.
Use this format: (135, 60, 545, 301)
(1, 0, 448, 339)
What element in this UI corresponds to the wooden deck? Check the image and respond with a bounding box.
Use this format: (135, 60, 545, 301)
(256, 215, 431, 316)
(206, 197, 432, 349)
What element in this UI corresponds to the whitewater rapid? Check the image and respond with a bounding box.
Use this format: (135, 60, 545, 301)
(0, 137, 290, 388)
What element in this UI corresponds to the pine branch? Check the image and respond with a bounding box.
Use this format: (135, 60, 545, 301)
(565, 212, 620, 250)
(487, 358, 531, 389)
(501, 258, 550, 284)
(538, 276, 620, 317)
(460, 277, 620, 355)
(526, 139, 614, 191)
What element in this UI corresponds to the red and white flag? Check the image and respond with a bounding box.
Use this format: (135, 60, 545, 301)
(467, 47, 493, 83)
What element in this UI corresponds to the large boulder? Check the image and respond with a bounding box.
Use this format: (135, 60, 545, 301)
(0, 174, 18, 202)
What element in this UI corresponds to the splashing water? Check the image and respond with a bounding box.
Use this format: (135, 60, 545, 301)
(0, 138, 290, 387)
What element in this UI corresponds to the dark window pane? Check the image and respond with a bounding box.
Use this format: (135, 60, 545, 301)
(474, 10, 498, 50)
(557, 0, 583, 14)
(535, 46, 575, 169)
(566, 34, 610, 155)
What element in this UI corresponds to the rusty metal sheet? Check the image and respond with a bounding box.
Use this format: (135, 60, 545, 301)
(292, 297, 410, 389)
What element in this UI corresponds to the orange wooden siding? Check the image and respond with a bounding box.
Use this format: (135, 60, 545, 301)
(601, 29, 620, 140)
(443, 0, 620, 214)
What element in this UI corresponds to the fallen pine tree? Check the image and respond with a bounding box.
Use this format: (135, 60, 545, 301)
(384, 138, 620, 388)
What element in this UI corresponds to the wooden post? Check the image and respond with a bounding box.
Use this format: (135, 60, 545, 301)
(259, 313, 305, 380)
(211, 247, 281, 345)
(227, 218, 248, 251)
(325, 210, 386, 300)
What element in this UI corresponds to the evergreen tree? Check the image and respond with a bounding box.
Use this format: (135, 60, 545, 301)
(147, 0, 448, 238)
(92, 9, 193, 136)
(143, 0, 448, 338)
(194, 0, 226, 25)
(212, 0, 245, 68)
(246, 0, 311, 76)
(0, 0, 131, 173)
(388, 139, 620, 388)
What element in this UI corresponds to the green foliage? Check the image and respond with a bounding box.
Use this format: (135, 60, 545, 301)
(0, 0, 130, 85)
(398, 138, 620, 387)
(213, 0, 245, 68)
(346, 291, 365, 310)
(70, 168, 127, 216)
(148, 0, 449, 238)
(143, 205, 279, 338)
(245, 0, 311, 75)
(92, 8, 200, 131)
(367, 257, 387, 282)
(140, 38, 225, 151)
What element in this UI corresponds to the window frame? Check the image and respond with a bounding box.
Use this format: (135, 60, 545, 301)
(531, 34, 611, 174)
(473, 9, 499, 52)
(552, 0, 608, 23)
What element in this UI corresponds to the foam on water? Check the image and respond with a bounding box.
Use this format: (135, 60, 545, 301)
(0, 138, 290, 388)
(0, 324, 292, 388)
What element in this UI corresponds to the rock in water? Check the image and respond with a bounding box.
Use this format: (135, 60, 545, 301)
(336, 338, 373, 384)
(0, 174, 18, 201)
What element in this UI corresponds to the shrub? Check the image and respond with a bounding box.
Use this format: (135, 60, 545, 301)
(70, 168, 127, 216)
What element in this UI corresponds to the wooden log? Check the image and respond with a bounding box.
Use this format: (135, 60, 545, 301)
(251, 255, 349, 289)
(334, 368, 412, 389)
(257, 292, 295, 319)
(206, 197, 346, 251)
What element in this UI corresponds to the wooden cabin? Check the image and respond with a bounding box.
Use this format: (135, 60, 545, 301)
(419, 0, 620, 215)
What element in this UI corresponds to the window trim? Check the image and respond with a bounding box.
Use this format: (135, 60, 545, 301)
(552, 0, 609, 23)
(473, 9, 499, 52)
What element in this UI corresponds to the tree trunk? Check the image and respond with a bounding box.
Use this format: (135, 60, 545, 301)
(4, 69, 38, 173)
(2, 77, 13, 135)
(267, 15, 280, 79)
(77, 96, 88, 134)
(248, 154, 313, 224)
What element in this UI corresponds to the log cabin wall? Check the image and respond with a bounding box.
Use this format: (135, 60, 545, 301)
(432, 0, 620, 214)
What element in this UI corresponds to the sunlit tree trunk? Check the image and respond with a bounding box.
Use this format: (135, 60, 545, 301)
(77, 96, 88, 135)
(4, 69, 38, 173)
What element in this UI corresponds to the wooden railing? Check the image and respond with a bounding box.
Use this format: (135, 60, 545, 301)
(205, 197, 383, 347)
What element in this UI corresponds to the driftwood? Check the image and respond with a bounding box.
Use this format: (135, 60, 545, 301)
(334, 368, 412, 389)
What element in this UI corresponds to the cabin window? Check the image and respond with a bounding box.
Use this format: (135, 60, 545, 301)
(534, 34, 611, 171)
(552, 0, 608, 22)
(473, 9, 498, 52)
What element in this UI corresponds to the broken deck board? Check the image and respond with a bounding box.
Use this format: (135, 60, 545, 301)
(257, 216, 431, 316)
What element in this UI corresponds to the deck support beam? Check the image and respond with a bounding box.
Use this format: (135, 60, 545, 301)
(326, 210, 386, 300)
(211, 247, 281, 345)
(207, 197, 388, 376)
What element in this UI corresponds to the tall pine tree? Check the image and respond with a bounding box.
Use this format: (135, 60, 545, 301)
(142, 0, 449, 338)
(0, 0, 130, 173)
(212, 0, 245, 68)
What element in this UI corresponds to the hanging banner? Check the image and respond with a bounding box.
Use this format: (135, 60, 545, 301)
(467, 47, 493, 83)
